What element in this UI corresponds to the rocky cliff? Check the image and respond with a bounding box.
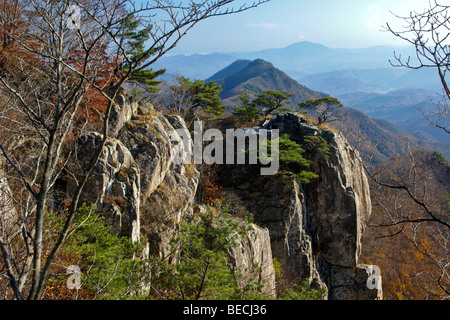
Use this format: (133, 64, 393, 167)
(72, 92, 381, 300)
(219, 113, 381, 299)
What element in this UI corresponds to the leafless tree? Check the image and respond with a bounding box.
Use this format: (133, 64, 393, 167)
(150, 76, 196, 119)
(0, 0, 270, 300)
(364, 143, 450, 298)
(353, 1, 450, 299)
(386, 0, 450, 134)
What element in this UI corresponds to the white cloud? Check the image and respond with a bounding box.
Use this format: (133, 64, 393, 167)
(245, 22, 281, 30)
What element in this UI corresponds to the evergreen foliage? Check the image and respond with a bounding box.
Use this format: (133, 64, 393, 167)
(254, 90, 294, 116)
(57, 204, 148, 299)
(303, 135, 331, 160)
(271, 134, 320, 184)
(232, 90, 260, 122)
(47, 203, 324, 300)
(232, 89, 295, 122)
(119, 15, 165, 92)
(150, 202, 268, 300)
(298, 97, 343, 125)
(171, 76, 225, 119)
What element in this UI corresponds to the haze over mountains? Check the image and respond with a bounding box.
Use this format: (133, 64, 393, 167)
(152, 41, 450, 156)
(155, 41, 415, 82)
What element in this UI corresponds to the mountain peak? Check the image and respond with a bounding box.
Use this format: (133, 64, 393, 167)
(208, 58, 326, 106)
(285, 41, 330, 51)
(206, 59, 251, 82)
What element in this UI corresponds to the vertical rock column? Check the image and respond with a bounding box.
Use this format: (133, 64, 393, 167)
(304, 130, 382, 300)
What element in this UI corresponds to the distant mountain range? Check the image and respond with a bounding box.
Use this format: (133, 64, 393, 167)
(154, 41, 413, 80)
(151, 41, 450, 157)
(337, 107, 450, 164)
(337, 89, 449, 144)
(153, 41, 444, 97)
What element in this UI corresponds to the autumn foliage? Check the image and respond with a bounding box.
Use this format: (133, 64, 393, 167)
(196, 164, 225, 205)
(0, 0, 39, 72)
(361, 150, 450, 300)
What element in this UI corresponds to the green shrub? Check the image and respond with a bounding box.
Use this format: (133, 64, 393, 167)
(150, 202, 269, 300)
(60, 204, 148, 299)
(273, 134, 319, 184)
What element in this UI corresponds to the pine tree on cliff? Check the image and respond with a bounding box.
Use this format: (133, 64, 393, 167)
(118, 14, 165, 92)
(170, 76, 225, 119)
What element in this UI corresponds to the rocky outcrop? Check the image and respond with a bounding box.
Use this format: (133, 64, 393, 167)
(303, 129, 377, 299)
(75, 99, 200, 255)
(221, 170, 325, 290)
(72, 91, 381, 300)
(119, 112, 176, 201)
(107, 87, 139, 138)
(228, 221, 277, 298)
(141, 160, 199, 256)
(304, 130, 372, 266)
(221, 112, 382, 300)
(75, 132, 141, 241)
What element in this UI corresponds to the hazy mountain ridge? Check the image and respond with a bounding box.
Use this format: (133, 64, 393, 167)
(339, 108, 450, 162)
(152, 41, 450, 153)
(338, 89, 449, 144)
(297, 69, 410, 96)
(154, 41, 415, 79)
(206, 58, 450, 161)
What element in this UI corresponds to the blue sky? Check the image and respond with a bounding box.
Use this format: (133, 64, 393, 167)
(156, 0, 432, 54)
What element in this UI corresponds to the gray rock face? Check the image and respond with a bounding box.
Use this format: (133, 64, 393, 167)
(228, 222, 277, 298)
(302, 129, 377, 299)
(119, 113, 200, 256)
(222, 172, 326, 293)
(119, 112, 175, 201)
(76, 104, 200, 255)
(330, 264, 383, 300)
(73, 95, 380, 300)
(76, 132, 141, 241)
(307, 131, 372, 265)
(107, 88, 139, 138)
(141, 161, 199, 256)
(222, 113, 381, 300)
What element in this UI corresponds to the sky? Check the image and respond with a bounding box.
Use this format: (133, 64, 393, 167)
(157, 0, 433, 55)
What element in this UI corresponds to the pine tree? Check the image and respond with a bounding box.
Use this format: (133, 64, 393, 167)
(298, 97, 343, 125)
(232, 90, 260, 122)
(273, 134, 319, 184)
(253, 90, 294, 116)
(171, 76, 225, 119)
(150, 202, 267, 300)
(119, 14, 165, 92)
